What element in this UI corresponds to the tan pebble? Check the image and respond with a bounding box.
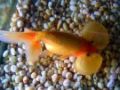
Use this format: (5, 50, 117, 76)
(57, 20, 62, 30)
(31, 72, 37, 79)
(25, 86, 35, 90)
(63, 23, 68, 31)
(51, 74, 58, 83)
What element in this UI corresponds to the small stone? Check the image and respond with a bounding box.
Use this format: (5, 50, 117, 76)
(31, 72, 37, 79)
(19, 70, 26, 76)
(63, 79, 71, 88)
(17, 83, 24, 90)
(107, 79, 115, 89)
(15, 75, 22, 83)
(10, 65, 18, 73)
(40, 76, 46, 84)
(25, 86, 35, 90)
(62, 69, 68, 78)
(41, 70, 46, 76)
(17, 19, 24, 28)
(32, 79, 37, 85)
(70, 0, 76, 5)
(70, 5, 77, 11)
(51, 73, 58, 83)
(65, 72, 72, 79)
(49, 17, 55, 22)
(73, 81, 80, 89)
(69, 56, 76, 62)
(47, 86, 55, 90)
(97, 82, 104, 89)
(37, 86, 44, 90)
(16, 62, 24, 68)
(23, 76, 29, 84)
(10, 48, 16, 55)
(43, 23, 49, 29)
(44, 81, 51, 87)
(9, 56, 17, 64)
(48, 2, 52, 9)
(4, 65, 10, 73)
(57, 20, 62, 30)
(3, 50, 9, 57)
(36, 75, 41, 81)
(17, 48, 24, 55)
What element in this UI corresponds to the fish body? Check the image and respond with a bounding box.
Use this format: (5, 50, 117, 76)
(0, 30, 96, 64)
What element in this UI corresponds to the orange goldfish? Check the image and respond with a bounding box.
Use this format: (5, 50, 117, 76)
(0, 21, 109, 75)
(0, 30, 96, 61)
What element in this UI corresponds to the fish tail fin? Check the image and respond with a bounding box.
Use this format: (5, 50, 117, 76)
(0, 31, 37, 43)
(0, 30, 42, 65)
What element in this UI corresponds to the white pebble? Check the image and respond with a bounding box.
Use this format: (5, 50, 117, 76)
(70, 5, 77, 11)
(3, 50, 9, 57)
(97, 82, 104, 89)
(10, 48, 16, 55)
(36, 75, 41, 81)
(41, 70, 46, 76)
(4, 65, 10, 73)
(70, 0, 76, 5)
(37, 86, 44, 90)
(40, 76, 46, 84)
(31, 72, 37, 79)
(62, 69, 68, 78)
(61, 0, 65, 6)
(10, 65, 18, 73)
(17, 56, 23, 62)
(94, 11, 100, 16)
(63, 79, 71, 88)
(32, 79, 37, 85)
(73, 81, 80, 89)
(48, 2, 52, 9)
(47, 86, 55, 90)
(11, 75, 16, 81)
(17, 20, 24, 28)
(43, 23, 49, 29)
(17, 48, 24, 55)
(49, 17, 55, 22)
(44, 81, 51, 87)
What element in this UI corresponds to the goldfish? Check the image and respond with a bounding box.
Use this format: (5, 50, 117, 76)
(0, 21, 109, 75)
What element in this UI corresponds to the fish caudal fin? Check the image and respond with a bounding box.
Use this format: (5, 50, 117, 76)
(0, 30, 41, 65)
(0, 31, 36, 43)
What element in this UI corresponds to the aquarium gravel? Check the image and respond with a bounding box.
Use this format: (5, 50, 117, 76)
(0, 0, 120, 90)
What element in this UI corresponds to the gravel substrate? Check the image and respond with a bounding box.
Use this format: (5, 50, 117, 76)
(0, 0, 120, 90)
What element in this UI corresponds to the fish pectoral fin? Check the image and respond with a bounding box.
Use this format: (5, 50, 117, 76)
(25, 40, 41, 65)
